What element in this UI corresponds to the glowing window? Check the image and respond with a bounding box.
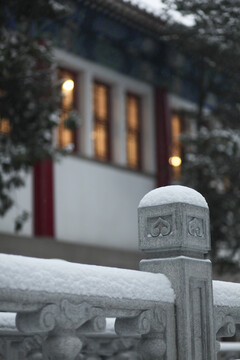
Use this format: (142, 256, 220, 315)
(58, 69, 76, 149)
(93, 82, 111, 161)
(0, 118, 11, 134)
(169, 114, 182, 180)
(126, 94, 141, 169)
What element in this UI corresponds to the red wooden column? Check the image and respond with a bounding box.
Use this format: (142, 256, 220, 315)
(155, 87, 171, 187)
(34, 160, 54, 237)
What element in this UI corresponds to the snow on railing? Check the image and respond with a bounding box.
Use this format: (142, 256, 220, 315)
(0, 253, 175, 359)
(0, 185, 240, 360)
(219, 342, 240, 360)
(0, 254, 174, 304)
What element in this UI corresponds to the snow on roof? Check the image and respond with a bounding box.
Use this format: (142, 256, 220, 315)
(139, 185, 208, 208)
(0, 254, 175, 304)
(122, 0, 164, 16)
(213, 280, 240, 307)
(122, 0, 195, 26)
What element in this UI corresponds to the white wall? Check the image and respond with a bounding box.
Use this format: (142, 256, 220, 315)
(0, 171, 33, 236)
(54, 49, 156, 251)
(0, 50, 156, 250)
(55, 156, 155, 250)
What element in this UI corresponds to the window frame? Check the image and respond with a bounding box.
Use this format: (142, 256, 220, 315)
(58, 67, 79, 152)
(55, 49, 155, 174)
(126, 92, 142, 171)
(169, 112, 184, 180)
(93, 79, 112, 162)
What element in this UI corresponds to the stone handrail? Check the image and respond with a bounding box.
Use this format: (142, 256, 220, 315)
(0, 254, 176, 359)
(0, 185, 240, 359)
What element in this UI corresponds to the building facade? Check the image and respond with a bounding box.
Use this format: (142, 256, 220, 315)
(0, 0, 200, 268)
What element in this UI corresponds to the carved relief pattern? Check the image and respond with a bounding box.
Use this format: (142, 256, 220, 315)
(0, 305, 170, 360)
(115, 307, 167, 360)
(188, 217, 204, 237)
(43, 332, 83, 360)
(139, 309, 167, 359)
(77, 316, 106, 334)
(79, 337, 141, 359)
(19, 335, 43, 359)
(115, 310, 152, 336)
(16, 304, 58, 333)
(59, 300, 96, 329)
(139, 338, 166, 360)
(16, 300, 105, 334)
(148, 216, 172, 238)
(16, 300, 107, 360)
(215, 309, 236, 338)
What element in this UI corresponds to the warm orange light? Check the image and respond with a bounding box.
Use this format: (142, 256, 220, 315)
(62, 79, 74, 91)
(169, 156, 182, 167)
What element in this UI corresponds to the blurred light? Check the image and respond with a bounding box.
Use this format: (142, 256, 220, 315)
(169, 156, 182, 167)
(62, 79, 74, 91)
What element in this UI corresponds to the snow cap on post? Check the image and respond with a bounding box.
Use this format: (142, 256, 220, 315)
(138, 185, 210, 258)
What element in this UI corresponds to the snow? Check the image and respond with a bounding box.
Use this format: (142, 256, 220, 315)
(0, 254, 175, 303)
(0, 313, 16, 330)
(213, 280, 240, 307)
(139, 185, 208, 208)
(122, 0, 195, 26)
(105, 318, 116, 334)
(220, 342, 240, 352)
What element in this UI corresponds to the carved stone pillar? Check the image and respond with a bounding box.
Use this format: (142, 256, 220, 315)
(138, 185, 216, 360)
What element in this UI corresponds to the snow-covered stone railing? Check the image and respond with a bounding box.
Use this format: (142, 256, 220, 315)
(0, 253, 175, 360)
(1, 185, 240, 360)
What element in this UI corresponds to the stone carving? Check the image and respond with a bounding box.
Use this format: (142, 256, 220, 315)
(20, 335, 43, 360)
(43, 332, 83, 360)
(16, 304, 58, 333)
(59, 300, 96, 329)
(188, 217, 204, 237)
(139, 308, 167, 360)
(115, 310, 152, 336)
(0, 339, 5, 358)
(81, 337, 140, 359)
(114, 307, 167, 359)
(77, 316, 106, 334)
(16, 300, 107, 360)
(139, 186, 215, 360)
(27, 351, 43, 360)
(151, 307, 166, 333)
(139, 338, 166, 360)
(148, 216, 171, 237)
(16, 300, 104, 334)
(215, 310, 236, 338)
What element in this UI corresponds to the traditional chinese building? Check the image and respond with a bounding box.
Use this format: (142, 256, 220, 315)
(0, 0, 202, 268)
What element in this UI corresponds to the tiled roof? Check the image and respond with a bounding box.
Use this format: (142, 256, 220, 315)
(80, 0, 168, 38)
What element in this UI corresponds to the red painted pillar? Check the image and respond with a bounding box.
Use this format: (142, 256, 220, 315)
(155, 88, 171, 187)
(34, 160, 54, 237)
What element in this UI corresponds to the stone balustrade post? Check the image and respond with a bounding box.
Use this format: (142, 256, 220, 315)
(138, 185, 216, 360)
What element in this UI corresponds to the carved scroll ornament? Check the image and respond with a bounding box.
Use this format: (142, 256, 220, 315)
(215, 309, 236, 338)
(16, 300, 106, 333)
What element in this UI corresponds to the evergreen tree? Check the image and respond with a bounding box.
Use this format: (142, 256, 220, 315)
(0, 0, 70, 229)
(162, 0, 240, 270)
